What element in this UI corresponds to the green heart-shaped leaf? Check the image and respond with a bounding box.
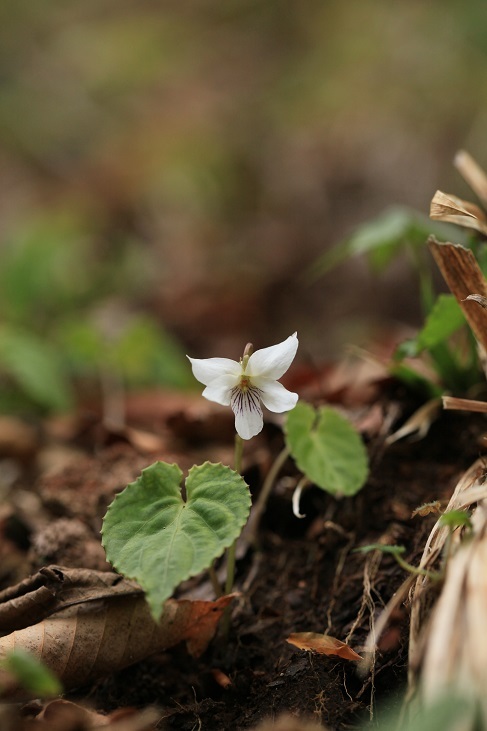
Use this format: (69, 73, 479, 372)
(285, 403, 368, 497)
(102, 461, 251, 619)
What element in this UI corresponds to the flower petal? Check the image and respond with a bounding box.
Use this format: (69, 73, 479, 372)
(246, 332, 298, 380)
(231, 387, 263, 440)
(252, 377, 298, 413)
(187, 356, 241, 386)
(202, 374, 238, 406)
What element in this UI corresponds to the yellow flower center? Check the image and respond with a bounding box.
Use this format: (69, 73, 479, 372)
(239, 376, 251, 391)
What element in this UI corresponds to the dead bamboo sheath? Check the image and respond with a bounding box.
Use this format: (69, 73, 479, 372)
(429, 237, 487, 354)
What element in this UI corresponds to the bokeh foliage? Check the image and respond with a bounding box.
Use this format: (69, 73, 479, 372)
(2, 0, 487, 409)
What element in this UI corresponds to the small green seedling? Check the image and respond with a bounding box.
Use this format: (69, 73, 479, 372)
(357, 508, 473, 583)
(391, 293, 477, 396)
(285, 402, 369, 498)
(102, 333, 370, 622)
(438, 509, 473, 532)
(355, 544, 442, 580)
(1, 649, 62, 698)
(309, 205, 482, 398)
(102, 461, 251, 619)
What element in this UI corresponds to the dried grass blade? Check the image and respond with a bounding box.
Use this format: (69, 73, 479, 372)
(408, 459, 487, 709)
(442, 396, 487, 413)
(454, 150, 487, 209)
(420, 504, 487, 714)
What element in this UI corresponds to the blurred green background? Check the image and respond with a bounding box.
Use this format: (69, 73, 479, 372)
(1, 0, 486, 412)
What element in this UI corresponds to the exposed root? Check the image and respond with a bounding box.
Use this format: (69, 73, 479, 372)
(345, 548, 383, 720)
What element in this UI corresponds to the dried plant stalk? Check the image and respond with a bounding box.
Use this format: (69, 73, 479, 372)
(454, 150, 487, 209)
(429, 237, 487, 375)
(408, 459, 487, 716)
(421, 505, 487, 704)
(443, 396, 487, 413)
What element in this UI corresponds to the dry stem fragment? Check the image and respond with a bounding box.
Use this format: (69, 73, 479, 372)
(454, 150, 487, 209)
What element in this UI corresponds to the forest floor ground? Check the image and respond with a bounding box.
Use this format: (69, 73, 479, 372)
(1, 372, 485, 730)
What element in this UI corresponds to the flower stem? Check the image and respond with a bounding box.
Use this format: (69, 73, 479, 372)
(224, 542, 237, 596)
(209, 563, 223, 597)
(221, 435, 245, 639)
(248, 446, 290, 545)
(234, 433, 243, 474)
(224, 435, 244, 595)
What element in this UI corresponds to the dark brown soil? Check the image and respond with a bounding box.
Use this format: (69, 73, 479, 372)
(3, 388, 485, 730)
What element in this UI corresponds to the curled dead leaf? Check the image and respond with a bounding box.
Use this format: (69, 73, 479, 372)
(286, 632, 362, 662)
(411, 501, 442, 518)
(0, 566, 141, 634)
(430, 190, 487, 236)
(0, 567, 234, 692)
(465, 293, 487, 309)
(37, 699, 110, 727)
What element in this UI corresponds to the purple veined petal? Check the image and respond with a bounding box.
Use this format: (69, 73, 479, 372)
(246, 332, 298, 380)
(231, 386, 264, 440)
(202, 373, 239, 406)
(252, 377, 298, 413)
(187, 356, 241, 387)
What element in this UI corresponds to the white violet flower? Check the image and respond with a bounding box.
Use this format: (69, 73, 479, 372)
(188, 332, 299, 440)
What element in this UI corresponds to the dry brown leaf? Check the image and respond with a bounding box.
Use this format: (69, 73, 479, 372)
(411, 501, 442, 518)
(430, 190, 487, 236)
(36, 700, 159, 730)
(0, 567, 234, 690)
(0, 594, 234, 690)
(286, 632, 362, 661)
(36, 699, 110, 727)
(0, 566, 141, 634)
(0, 700, 159, 730)
(465, 293, 487, 309)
